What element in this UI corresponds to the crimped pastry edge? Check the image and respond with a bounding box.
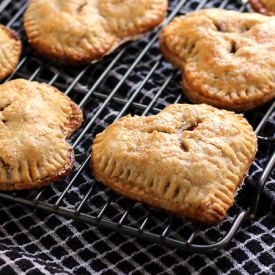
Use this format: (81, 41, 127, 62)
(92, 154, 255, 224)
(159, 29, 186, 71)
(91, 104, 257, 224)
(182, 74, 275, 111)
(92, 134, 256, 224)
(159, 13, 275, 111)
(0, 149, 75, 191)
(37, 82, 84, 136)
(23, 1, 167, 65)
(0, 80, 83, 190)
(23, 29, 143, 66)
(0, 25, 22, 80)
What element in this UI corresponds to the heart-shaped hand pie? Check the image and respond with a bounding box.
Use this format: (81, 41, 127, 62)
(159, 9, 275, 111)
(24, 0, 167, 64)
(0, 79, 83, 190)
(0, 25, 21, 81)
(249, 0, 275, 15)
(92, 104, 257, 224)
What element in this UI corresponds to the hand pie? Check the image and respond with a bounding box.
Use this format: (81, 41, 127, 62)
(0, 79, 83, 190)
(24, 0, 167, 64)
(249, 0, 275, 15)
(159, 9, 275, 111)
(92, 104, 257, 224)
(0, 25, 21, 81)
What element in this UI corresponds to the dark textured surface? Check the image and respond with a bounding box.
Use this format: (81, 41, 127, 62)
(0, 0, 274, 274)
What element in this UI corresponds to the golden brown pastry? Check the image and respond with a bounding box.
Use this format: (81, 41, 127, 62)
(24, 0, 167, 64)
(249, 0, 275, 15)
(92, 104, 257, 224)
(0, 79, 83, 190)
(159, 9, 275, 111)
(0, 25, 21, 81)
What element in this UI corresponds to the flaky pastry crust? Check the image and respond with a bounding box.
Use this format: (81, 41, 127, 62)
(159, 9, 275, 111)
(0, 79, 83, 190)
(0, 25, 22, 81)
(249, 0, 275, 15)
(24, 0, 167, 64)
(92, 104, 257, 224)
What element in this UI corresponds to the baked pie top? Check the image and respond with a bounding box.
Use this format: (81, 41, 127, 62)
(249, 0, 275, 15)
(92, 104, 257, 224)
(159, 9, 275, 111)
(0, 25, 21, 81)
(0, 79, 83, 190)
(24, 0, 167, 64)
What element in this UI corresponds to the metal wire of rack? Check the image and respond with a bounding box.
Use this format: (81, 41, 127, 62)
(0, 0, 274, 253)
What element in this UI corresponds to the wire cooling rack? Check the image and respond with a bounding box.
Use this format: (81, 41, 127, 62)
(0, 0, 274, 253)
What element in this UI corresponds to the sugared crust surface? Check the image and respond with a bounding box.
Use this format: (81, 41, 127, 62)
(159, 9, 275, 111)
(0, 25, 21, 80)
(24, 0, 167, 64)
(0, 79, 83, 190)
(249, 0, 275, 15)
(92, 104, 257, 224)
